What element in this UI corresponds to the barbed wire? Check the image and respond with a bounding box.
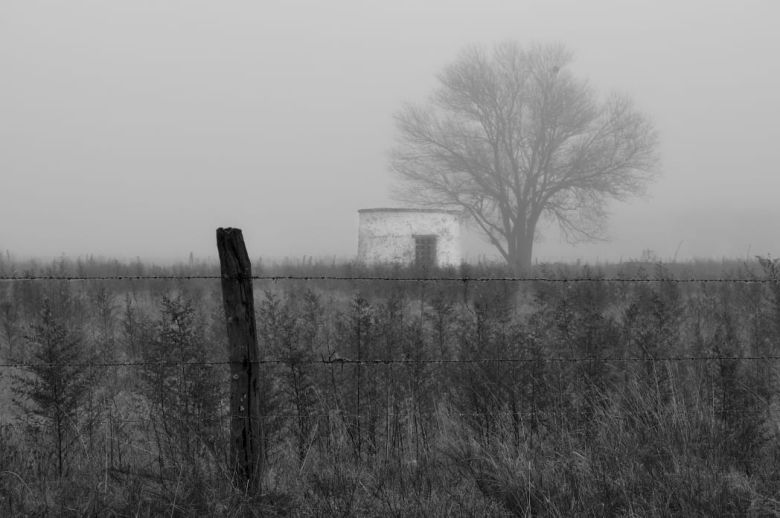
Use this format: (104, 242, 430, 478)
(0, 274, 778, 283)
(2, 354, 779, 369)
(87, 406, 766, 424)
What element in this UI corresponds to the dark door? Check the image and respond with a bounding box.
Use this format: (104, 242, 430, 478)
(414, 235, 437, 268)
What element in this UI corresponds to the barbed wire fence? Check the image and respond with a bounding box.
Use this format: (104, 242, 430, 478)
(2, 275, 778, 395)
(2, 241, 779, 514)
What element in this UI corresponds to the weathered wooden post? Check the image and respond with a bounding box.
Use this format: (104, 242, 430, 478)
(216, 227, 263, 493)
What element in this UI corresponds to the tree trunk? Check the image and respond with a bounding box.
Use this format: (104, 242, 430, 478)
(510, 234, 534, 275)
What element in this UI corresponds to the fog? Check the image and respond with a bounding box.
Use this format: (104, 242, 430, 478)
(2, 0, 779, 264)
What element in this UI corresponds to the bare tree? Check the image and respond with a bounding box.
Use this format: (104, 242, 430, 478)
(391, 42, 659, 272)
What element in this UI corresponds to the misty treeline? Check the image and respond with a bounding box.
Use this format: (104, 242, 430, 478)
(1, 255, 780, 515)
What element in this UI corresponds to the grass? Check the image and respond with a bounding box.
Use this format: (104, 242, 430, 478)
(1, 255, 780, 515)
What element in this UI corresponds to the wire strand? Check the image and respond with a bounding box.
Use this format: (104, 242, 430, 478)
(0, 274, 778, 283)
(2, 355, 779, 369)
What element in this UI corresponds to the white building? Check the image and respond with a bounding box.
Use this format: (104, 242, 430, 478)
(357, 208, 462, 267)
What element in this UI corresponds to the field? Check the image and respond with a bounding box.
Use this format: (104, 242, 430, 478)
(1, 254, 780, 516)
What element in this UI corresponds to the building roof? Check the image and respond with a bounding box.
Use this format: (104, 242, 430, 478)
(358, 207, 462, 215)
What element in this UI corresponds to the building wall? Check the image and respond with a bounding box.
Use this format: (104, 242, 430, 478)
(357, 209, 461, 266)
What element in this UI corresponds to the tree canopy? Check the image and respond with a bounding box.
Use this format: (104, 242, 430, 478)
(391, 42, 659, 272)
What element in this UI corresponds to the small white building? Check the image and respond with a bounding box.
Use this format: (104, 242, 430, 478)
(357, 208, 462, 267)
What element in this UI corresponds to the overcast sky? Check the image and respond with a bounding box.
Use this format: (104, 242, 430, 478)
(2, 0, 779, 264)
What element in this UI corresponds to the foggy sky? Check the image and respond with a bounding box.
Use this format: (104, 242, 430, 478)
(2, 0, 779, 264)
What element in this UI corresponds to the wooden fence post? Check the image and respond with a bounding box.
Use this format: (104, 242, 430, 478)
(216, 227, 263, 493)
